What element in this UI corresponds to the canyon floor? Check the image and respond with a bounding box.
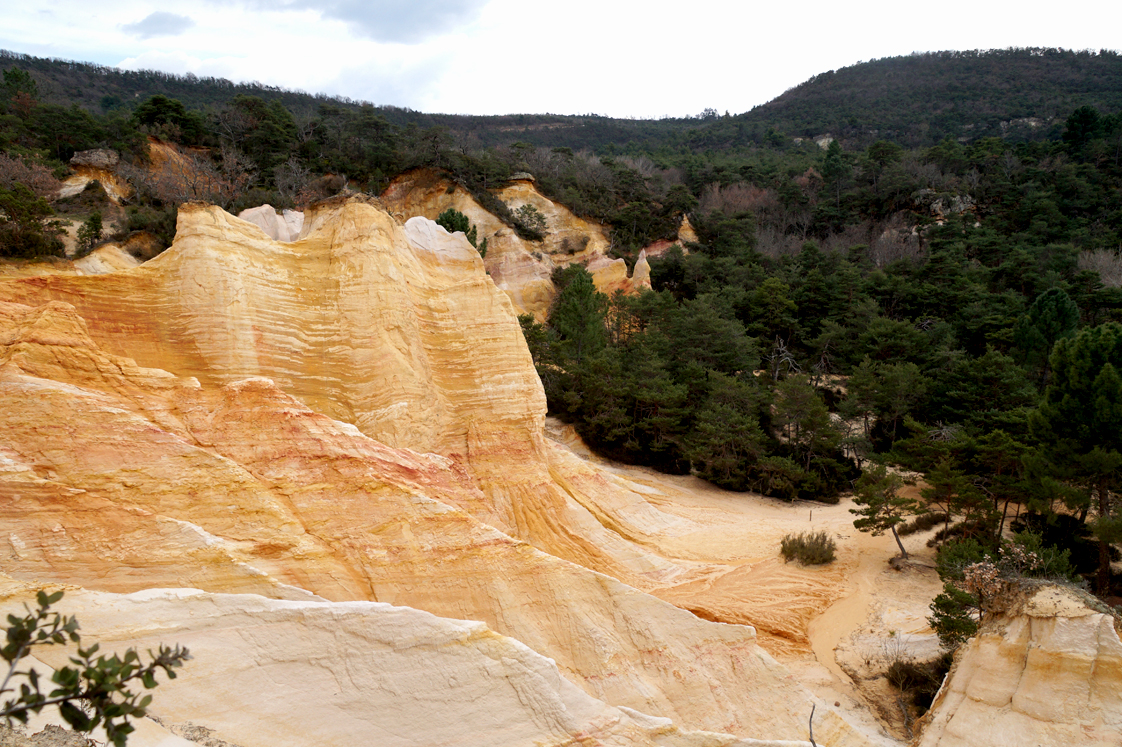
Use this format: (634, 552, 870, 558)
(548, 417, 944, 741)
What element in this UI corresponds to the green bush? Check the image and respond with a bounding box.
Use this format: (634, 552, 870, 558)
(436, 207, 485, 256)
(126, 204, 178, 249)
(926, 521, 993, 548)
(934, 537, 990, 581)
(0, 183, 63, 259)
(514, 203, 547, 234)
(897, 511, 948, 536)
(780, 530, 837, 565)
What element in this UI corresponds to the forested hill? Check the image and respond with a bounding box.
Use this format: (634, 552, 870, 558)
(684, 49, 1122, 150)
(0, 49, 698, 153)
(7, 47, 1122, 155)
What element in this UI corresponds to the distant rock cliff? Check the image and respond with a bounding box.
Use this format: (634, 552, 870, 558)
(381, 169, 649, 319)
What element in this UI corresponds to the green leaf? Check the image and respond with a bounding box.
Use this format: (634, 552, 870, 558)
(58, 701, 92, 731)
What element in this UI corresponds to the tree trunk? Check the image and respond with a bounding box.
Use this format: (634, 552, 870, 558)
(892, 526, 909, 560)
(1097, 483, 1112, 596)
(1097, 539, 1112, 596)
(998, 497, 1012, 537)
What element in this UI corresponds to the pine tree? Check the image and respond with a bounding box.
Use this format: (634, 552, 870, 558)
(1032, 322, 1122, 594)
(549, 266, 607, 363)
(851, 464, 923, 559)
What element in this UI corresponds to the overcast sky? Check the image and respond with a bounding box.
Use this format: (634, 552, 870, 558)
(3, 0, 1119, 118)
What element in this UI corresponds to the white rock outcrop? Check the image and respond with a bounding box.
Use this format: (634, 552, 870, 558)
(915, 584, 1122, 747)
(0, 580, 801, 747)
(237, 204, 305, 242)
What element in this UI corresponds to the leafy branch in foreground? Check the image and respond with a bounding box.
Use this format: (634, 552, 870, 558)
(1, 590, 190, 746)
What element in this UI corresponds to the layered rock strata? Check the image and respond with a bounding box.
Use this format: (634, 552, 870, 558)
(0, 200, 875, 745)
(914, 584, 1122, 747)
(0, 580, 820, 747)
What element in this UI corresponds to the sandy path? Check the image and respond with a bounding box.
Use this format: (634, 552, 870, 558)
(807, 530, 894, 688)
(571, 444, 874, 656)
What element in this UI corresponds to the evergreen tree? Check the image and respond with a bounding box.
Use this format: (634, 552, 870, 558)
(76, 211, 103, 254)
(685, 372, 768, 490)
(0, 184, 62, 258)
(549, 266, 607, 363)
(1013, 288, 1079, 384)
(851, 463, 923, 559)
(1033, 322, 1122, 593)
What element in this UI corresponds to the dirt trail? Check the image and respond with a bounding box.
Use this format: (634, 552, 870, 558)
(807, 531, 894, 689)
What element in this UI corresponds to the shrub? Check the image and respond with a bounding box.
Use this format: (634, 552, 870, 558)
(514, 203, 548, 234)
(780, 530, 837, 565)
(897, 511, 948, 536)
(436, 207, 485, 256)
(886, 659, 929, 691)
(1, 590, 189, 746)
(75, 211, 103, 255)
(934, 537, 989, 581)
(929, 531, 1079, 651)
(886, 651, 953, 714)
(126, 204, 178, 249)
(0, 151, 62, 197)
(926, 520, 993, 547)
(0, 183, 64, 259)
(1010, 511, 1105, 575)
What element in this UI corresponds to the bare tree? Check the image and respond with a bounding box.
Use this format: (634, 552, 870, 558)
(869, 213, 924, 267)
(121, 146, 254, 209)
(0, 152, 62, 198)
(1078, 248, 1122, 287)
(274, 156, 312, 205)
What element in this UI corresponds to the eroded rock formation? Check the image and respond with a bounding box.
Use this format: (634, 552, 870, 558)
(237, 204, 304, 242)
(915, 584, 1122, 747)
(381, 169, 649, 319)
(60, 149, 131, 203)
(0, 199, 876, 746)
(3, 578, 803, 747)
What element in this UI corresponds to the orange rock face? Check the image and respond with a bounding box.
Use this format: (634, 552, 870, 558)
(0, 199, 876, 746)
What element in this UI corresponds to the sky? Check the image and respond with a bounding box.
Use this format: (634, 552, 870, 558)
(2, 0, 1120, 118)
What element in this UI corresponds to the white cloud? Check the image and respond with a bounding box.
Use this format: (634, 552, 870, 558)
(120, 11, 195, 39)
(243, 0, 491, 43)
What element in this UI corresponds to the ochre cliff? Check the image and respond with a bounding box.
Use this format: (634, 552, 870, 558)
(0, 199, 876, 746)
(914, 584, 1122, 747)
(381, 169, 649, 319)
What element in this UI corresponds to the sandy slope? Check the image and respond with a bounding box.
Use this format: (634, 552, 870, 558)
(547, 420, 944, 740)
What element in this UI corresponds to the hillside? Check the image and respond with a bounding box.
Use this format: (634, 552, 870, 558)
(685, 48, 1122, 149)
(9, 47, 1122, 155)
(0, 49, 698, 153)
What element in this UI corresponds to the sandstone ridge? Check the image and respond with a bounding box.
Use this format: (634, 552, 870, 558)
(0, 199, 878, 746)
(2, 578, 818, 747)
